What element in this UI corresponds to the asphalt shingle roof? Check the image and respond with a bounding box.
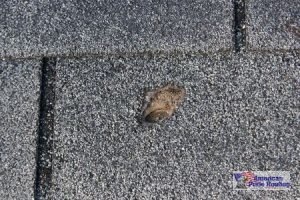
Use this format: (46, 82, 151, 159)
(0, 60, 40, 199)
(0, 0, 299, 199)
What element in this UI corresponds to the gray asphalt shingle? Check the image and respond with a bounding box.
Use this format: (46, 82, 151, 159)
(0, 0, 233, 58)
(1, 1, 299, 199)
(0, 60, 41, 199)
(248, 0, 300, 50)
(50, 53, 299, 199)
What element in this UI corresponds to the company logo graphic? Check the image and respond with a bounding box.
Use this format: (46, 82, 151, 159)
(233, 171, 290, 190)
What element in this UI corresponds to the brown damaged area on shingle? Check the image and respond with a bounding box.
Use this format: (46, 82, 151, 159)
(284, 22, 300, 38)
(143, 85, 185, 123)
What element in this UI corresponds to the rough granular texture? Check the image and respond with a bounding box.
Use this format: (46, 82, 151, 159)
(0, 60, 41, 199)
(51, 53, 299, 199)
(0, 0, 232, 58)
(248, 0, 300, 50)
